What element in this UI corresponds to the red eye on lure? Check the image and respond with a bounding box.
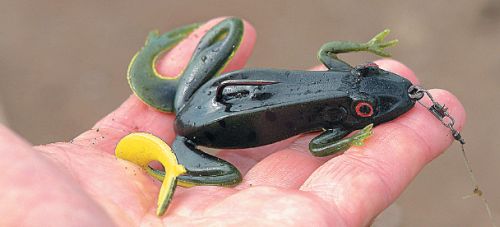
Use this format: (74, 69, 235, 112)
(355, 102, 374, 117)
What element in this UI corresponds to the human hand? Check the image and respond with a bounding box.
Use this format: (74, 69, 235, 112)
(0, 18, 465, 226)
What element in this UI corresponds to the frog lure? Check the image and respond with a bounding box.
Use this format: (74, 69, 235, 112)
(115, 17, 467, 216)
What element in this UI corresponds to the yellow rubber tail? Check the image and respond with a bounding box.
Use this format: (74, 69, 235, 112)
(115, 133, 186, 216)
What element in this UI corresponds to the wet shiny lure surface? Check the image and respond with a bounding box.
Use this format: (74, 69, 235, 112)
(115, 17, 416, 215)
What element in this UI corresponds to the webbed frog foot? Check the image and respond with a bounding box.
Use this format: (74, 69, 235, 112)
(171, 136, 242, 187)
(364, 29, 398, 57)
(115, 133, 187, 216)
(115, 134, 242, 216)
(309, 124, 373, 157)
(143, 137, 241, 187)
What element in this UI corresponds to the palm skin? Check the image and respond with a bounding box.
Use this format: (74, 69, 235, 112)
(0, 18, 465, 227)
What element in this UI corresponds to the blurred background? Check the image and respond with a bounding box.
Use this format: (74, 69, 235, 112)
(0, 0, 499, 226)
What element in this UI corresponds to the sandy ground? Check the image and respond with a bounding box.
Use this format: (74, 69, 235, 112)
(1, 0, 499, 226)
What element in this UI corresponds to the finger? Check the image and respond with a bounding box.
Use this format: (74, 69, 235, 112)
(73, 17, 257, 154)
(234, 145, 330, 190)
(236, 59, 427, 191)
(375, 58, 419, 84)
(300, 93, 465, 226)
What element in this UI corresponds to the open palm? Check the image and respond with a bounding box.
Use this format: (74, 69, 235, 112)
(0, 18, 465, 226)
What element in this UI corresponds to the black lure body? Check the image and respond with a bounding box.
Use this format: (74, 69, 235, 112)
(175, 67, 415, 149)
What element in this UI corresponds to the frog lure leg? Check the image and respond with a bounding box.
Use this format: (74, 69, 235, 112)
(118, 18, 245, 216)
(129, 17, 244, 187)
(115, 133, 186, 216)
(117, 17, 402, 215)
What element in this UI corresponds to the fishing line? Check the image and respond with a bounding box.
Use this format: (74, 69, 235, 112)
(408, 85, 496, 227)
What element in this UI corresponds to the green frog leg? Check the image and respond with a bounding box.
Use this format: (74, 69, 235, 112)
(127, 17, 243, 113)
(148, 136, 242, 187)
(317, 29, 398, 71)
(129, 18, 244, 184)
(309, 124, 374, 157)
(127, 23, 199, 112)
(121, 18, 245, 216)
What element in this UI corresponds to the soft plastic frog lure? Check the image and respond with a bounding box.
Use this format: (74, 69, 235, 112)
(115, 17, 471, 216)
